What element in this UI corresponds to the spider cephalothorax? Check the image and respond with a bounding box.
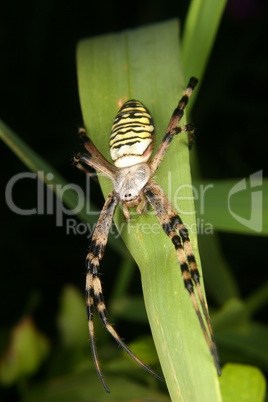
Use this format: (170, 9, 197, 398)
(74, 77, 221, 393)
(113, 162, 150, 209)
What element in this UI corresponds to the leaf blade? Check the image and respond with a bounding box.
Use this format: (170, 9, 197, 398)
(77, 19, 222, 400)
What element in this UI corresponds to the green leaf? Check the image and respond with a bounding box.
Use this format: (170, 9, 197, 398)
(220, 363, 266, 402)
(77, 19, 221, 400)
(217, 321, 268, 371)
(212, 299, 268, 370)
(212, 298, 249, 332)
(111, 295, 148, 323)
(198, 234, 240, 304)
(245, 280, 268, 316)
(0, 318, 49, 385)
(57, 286, 89, 348)
(193, 178, 268, 236)
(181, 0, 228, 103)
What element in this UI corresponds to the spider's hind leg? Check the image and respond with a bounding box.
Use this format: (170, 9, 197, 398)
(144, 180, 221, 376)
(170, 213, 220, 368)
(86, 191, 162, 392)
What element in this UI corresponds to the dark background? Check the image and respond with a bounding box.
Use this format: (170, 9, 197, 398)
(1, 0, 267, 399)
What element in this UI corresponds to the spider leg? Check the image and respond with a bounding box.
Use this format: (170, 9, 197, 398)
(175, 123, 196, 150)
(86, 268, 108, 390)
(73, 158, 99, 183)
(86, 192, 118, 392)
(78, 127, 117, 174)
(165, 208, 221, 369)
(74, 128, 117, 181)
(87, 191, 162, 392)
(136, 196, 149, 215)
(166, 77, 198, 132)
(74, 152, 115, 181)
(144, 180, 221, 376)
(150, 77, 198, 175)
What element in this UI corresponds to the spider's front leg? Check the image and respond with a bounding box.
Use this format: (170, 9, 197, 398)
(85, 191, 119, 393)
(136, 196, 149, 216)
(122, 203, 131, 222)
(149, 77, 198, 175)
(87, 191, 162, 392)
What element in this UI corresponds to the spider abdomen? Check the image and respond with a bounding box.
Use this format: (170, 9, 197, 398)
(110, 100, 155, 168)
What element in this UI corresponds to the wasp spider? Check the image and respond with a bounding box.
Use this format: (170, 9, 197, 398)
(74, 77, 221, 392)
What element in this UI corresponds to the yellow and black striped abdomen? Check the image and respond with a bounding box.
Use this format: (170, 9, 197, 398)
(110, 100, 155, 167)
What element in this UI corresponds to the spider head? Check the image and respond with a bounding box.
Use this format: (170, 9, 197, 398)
(113, 163, 150, 207)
